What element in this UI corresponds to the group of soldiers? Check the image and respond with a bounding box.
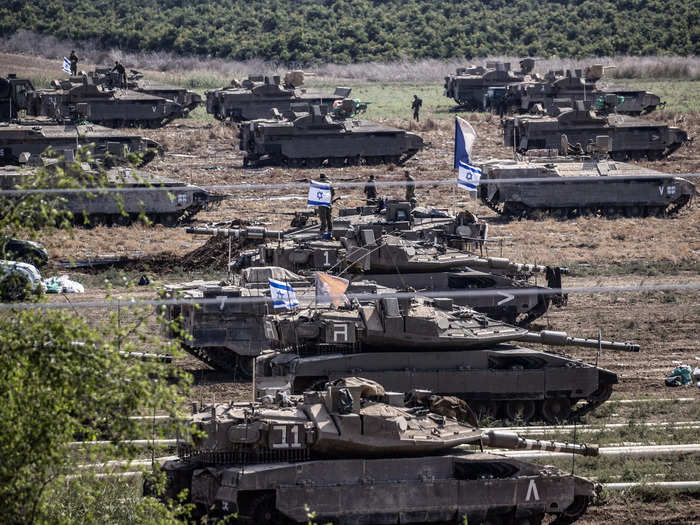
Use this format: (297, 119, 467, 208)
(66, 51, 127, 88)
(316, 171, 417, 236)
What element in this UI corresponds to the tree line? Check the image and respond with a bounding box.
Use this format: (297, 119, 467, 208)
(1, 0, 697, 64)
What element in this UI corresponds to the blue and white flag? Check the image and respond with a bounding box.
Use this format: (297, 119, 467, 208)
(307, 180, 331, 207)
(62, 57, 72, 74)
(269, 278, 299, 309)
(454, 116, 476, 168)
(454, 117, 480, 191)
(457, 161, 482, 191)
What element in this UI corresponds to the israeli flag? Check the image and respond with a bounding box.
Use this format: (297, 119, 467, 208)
(62, 57, 72, 74)
(454, 116, 477, 168)
(269, 278, 299, 309)
(307, 180, 331, 208)
(457, 161, 482, 190)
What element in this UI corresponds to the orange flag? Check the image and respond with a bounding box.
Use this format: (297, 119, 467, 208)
(315, 272, 349, 307)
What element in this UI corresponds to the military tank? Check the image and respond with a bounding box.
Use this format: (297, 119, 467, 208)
(258, 296, 638, 423)
(0, 152, 224, 226)
(90, 68, 202, 114)
(444, 59, 535, 111)
(160, 267, 387, 377)
(1, 74, 184, 128)
(239, 103, 424, 167)
(502, 104, 689, 160)
(478, 146, 696, 219)
(502, 65, 662, 116)
(0, 120, 161, 166)
(157, 379, 598, 524)
(206, 70, 348, 122)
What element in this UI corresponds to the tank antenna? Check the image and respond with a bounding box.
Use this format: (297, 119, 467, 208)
(595, 328, 602, 368)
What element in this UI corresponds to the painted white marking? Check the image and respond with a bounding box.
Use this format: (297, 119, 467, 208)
(525, 479, 540, 501)
(333, 323, 349, 342)
(497, 292, 515, 306)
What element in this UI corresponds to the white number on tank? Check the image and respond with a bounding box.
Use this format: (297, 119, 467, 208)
(666, 185, 677, 195)
(271, 424, 302, 449)
(177, 194, 188, 205)
(323, 251, 330, 267)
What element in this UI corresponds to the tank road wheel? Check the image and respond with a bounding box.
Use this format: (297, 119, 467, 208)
(517, 515, 544, 525)
(329, 157, 345, 167)
(505, 400, 536, 423)
(306, 158, 322, 168)
(247, 493, 289, 525)
(624, 206, 643, 218)
(147, 119, 161, 129)
(540, 398, 572, 424)
(551, 495, 591, 525)
(346, 155, 360, 166)
(603, 207, 620, 219)
(471, 401, 500, 422)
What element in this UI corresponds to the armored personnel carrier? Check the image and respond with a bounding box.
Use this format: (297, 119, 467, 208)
(158, 379, 598, 524)
(239, 103, 423, 167)
(206, 70, 348, 122)
(444, 59, 535, 111)
(503, 65, 662, 116)
(90, 68, 202, 114)
(478, 148, 696, 219)
(0, 120, 160, 166)
(1, 74, 184, 128)
(258, 297, 638, 423)
(0, 153, 224, 226)
(502, 105, 689, 160)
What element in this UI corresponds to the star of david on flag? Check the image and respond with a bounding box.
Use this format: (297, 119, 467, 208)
(62, 57, 72, 74)
(269, 278, 299, 309)
(307, 180, 331, 207)
(454, 116, 481, 191)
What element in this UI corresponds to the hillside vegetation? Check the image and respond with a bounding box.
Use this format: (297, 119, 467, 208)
(1, 0, 697, 64)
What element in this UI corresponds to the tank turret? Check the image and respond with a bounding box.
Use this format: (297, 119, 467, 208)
(258, 296, 635, 422)
(158, 379, 598, 524)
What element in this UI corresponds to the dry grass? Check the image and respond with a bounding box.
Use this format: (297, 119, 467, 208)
(2, 31, 700, 85)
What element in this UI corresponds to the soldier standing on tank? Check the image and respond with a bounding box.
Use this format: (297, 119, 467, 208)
(364, 174, 377, 205)
(318, 173, 335, 237)
(404, 170, 416, 203)
(112, 61, 127, 88)
(69, 50, 79, 76)
(411, 95, 422, 121)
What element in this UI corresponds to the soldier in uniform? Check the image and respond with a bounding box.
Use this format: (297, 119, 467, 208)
(363, 174, 377, 205)
(69, 50, 79, 76)
(112, 61, 127, 88)
(317, 173, 335, 236)
(404, 170, 416, 202)
(411, 94, 422, 121)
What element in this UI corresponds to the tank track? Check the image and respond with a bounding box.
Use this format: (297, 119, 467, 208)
(180, 343, 253, 380)
(569, 385, 614, 421)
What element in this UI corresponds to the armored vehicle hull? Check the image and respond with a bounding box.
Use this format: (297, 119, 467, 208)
(503, 109, 689, 160)
(0, 165, 222, 226)
(479, 157, 695, 219)
(240, 107, 423, 167)
(257, 347, 617, 423)
(164, 453, 594, 524)
(444, 61, 532, 111)
(0, 121, 160, 166)
(206, 74, 345, 122)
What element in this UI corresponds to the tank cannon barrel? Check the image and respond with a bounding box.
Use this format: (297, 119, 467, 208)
(516, 330, 639, 352)
(466, 257, 568, 275)
(482, 430, 599, 457)
(186, 226, 286, 239)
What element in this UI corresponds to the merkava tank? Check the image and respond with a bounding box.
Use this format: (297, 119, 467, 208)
(0, 150, 225, 226)
(503, 65, 662, 116)
(444, 59, 535, 111)
(206, 70, 348, 122)
(258, 297, 639, 423)
(239, 102, 424, 167)
(158, 378, 599, 524)
(160, 266, 387, 377)
(502, 103, 690, 160)
(90, 68, 202, 114)
(479, 139, 696, 219)
(0, 120, 161, 166)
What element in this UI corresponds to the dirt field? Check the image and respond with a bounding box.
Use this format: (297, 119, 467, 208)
(3, 53, 699, 523)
